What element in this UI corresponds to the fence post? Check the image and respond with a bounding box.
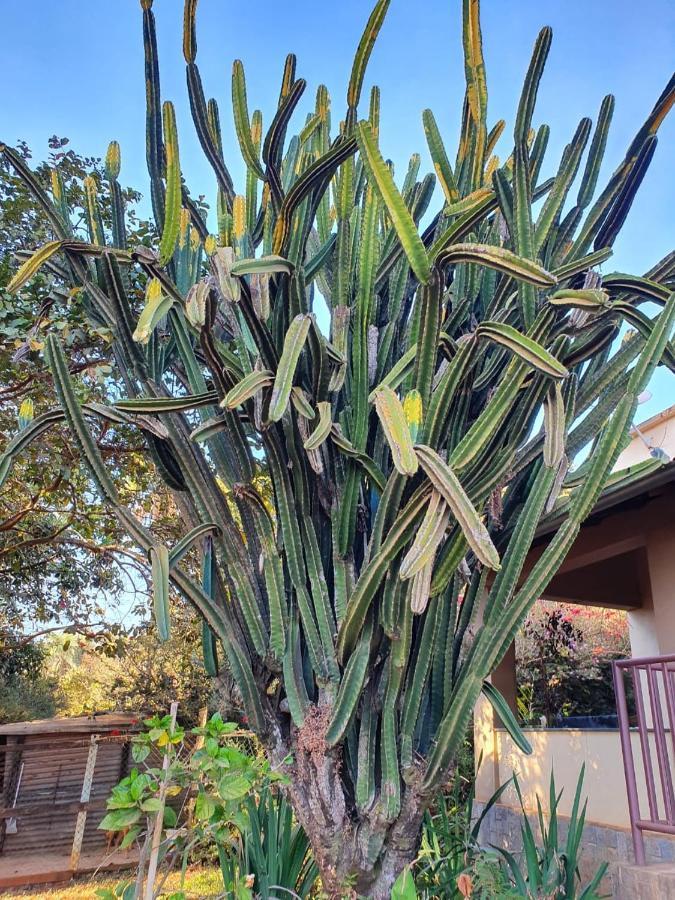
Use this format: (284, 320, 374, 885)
(70, 734, 99, 873)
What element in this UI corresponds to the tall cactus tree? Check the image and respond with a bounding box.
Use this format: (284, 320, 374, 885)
(2, 0, 675, 894)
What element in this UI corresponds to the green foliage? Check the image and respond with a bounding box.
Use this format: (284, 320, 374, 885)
(414, 757, 513, 898)
(0, 137, 166, 642)
(495, 769, 608, 900)
(2, 0, 674, 892)
(414, 766, 607, 899)
(44, 612, 218, 726)
(516, 603, 629, 725)
(229, 788, 319, 900)
(99, 712, 306, 900)
(0, 636, 58, 723)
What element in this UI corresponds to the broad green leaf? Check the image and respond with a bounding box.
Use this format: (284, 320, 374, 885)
(98, 808, 141, 831)
(219, 775, 252, 800)
(391, 866, 417, 900)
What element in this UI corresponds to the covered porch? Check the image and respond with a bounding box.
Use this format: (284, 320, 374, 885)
(474, 407, 675, 895)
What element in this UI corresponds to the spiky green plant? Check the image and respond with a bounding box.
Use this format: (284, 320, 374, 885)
(2, 0, 674, 894)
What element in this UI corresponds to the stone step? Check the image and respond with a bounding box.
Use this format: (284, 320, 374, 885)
(616, 863, 675, 899)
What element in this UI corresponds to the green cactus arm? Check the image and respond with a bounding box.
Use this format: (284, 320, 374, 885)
(325, 615, 373, 747)
(400, 594, 442, 749)
(346, 0, 391, 123)
(158, 102, 181, 265)
(602, 273, 672, 306)
(168, 523, 221, 567)
(186, 62, 235, 207)
(514, 27, 552, 142)
(461, 0, 488, 188)
(0, 144, 70, 238)
(269, 314, 312, 421)
(435, 242, 556, 287)
(222, 370, 274, 409)
(475, 322, 567, 377)
(577, 95, 615, 209)
(115, 391, 218, 413)
(337, 490, 427, 662)
(481, 681, 532, 754)
(282, 614, 310, 728)
(0, 409, 66, 489)
(45, 334, 119, 502)
(355, 688, 378, 812)
(570, 75, 674, 260)
(415, 445, 500, 571)
(7, 240, 65, 294)
(150, 544, 171, 642)
(422, 109, 459, 205)
(356, 121, 431, 285)
(273, 135, 357, 257)
(372, 386, 419, 476)
(543, 382, 566, 468)
(303, 401, 332, 450)
(232, 60, 266, 180)
(534, 117, 591, 252)
(413, 270, 442, 414)
(400, 491, 450, 580)
(301, 515, 339, 680)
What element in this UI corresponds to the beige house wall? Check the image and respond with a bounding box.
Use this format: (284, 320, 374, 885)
(475, 696, 674, 829)
(475, 406, 675, 829)
(615, 404, 675, 469)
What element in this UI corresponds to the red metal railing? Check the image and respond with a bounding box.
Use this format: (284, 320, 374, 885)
(613, 654, 675, 864)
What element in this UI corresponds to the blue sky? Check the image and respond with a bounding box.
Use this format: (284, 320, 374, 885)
(3, 0, 674, 420)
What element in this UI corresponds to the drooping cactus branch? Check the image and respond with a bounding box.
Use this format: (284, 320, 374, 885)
(2, 0, 674, 894)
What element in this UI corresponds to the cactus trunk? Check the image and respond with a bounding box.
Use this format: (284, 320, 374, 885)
(3, 0, 674, 892)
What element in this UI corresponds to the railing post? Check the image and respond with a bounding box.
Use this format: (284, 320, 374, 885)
(613, 660, 646, 865)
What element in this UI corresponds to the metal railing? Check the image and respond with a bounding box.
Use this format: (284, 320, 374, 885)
(613, 654, 675, 864)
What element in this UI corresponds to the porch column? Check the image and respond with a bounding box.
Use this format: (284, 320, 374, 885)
(628, 526, 675, 658)
(474, 640, 517, 802)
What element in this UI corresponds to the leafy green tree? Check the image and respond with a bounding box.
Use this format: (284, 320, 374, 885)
(0, 638, 58, 723)
(0, 138, 170, 640)
(2, 0, 674, 895)
(516, 602, 630, 724)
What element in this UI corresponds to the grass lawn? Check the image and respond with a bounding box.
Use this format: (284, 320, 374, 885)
(7, 866, 224, 899)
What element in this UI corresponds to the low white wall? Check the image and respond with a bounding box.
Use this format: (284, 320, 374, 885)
(474, 696, 669, 829)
